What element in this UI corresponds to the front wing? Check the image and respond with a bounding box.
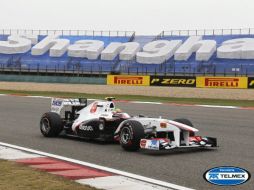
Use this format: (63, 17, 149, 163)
(140, 137, 217, 151)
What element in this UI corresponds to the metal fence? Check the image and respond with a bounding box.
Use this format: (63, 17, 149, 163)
(155, 28, 254, 40)
(119, 64, 254, 77)
(0, 63, 113, 75)
(0, 29, 135, 38)
(0, 63, 253, 77)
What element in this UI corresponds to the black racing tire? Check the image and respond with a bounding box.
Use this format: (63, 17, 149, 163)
(119, 120, 145, 151)
(173, 118, 194, 136)
(173, 118, 193, 127)
(40, 112, 63, 137)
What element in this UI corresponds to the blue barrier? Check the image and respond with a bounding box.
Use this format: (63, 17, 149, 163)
(0, 34, 254, 75)
(0, 35, 130, 73)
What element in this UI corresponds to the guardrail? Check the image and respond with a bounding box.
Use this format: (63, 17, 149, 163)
(158, 28, 254, 37)
(0, 64, 253, 77)
(0, 29, 135, 38)
(0, 65, 109, 76)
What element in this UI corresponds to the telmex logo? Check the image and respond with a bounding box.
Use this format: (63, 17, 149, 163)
(205, 78, 239, 87)
(204, 166, 251, 186)
(113, 76, 144, 85)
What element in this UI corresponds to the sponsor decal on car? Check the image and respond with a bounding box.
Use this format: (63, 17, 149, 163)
(107, 75, 150, 86)
(204, 166, 251, 186)
(147, 139, 160, 150)
(150, 76, 196, 87)
(160, 122, 167, 128)
(51, 99, 63, 114)
(52, 99, 62, 106)
(196, 77, 248, 89)
(140, 139, 147, 148)
(79, 125, 93, 131)
(248, 77, 254, 88)
(90, 102, 98, 113)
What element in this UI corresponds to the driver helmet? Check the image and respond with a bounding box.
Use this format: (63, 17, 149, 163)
(113, 108, 122, 113)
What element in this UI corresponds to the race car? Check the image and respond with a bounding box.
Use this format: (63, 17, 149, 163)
(40, 97, 217, 151)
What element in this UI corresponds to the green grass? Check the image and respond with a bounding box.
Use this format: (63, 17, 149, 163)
(0, 89, 254, 107)
(0, 160, 97, 190)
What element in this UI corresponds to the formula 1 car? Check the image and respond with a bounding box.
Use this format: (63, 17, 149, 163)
(40, 97, 217, 151)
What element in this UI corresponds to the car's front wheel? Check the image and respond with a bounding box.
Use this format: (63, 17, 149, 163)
(173, 118, 193, 127)
(119, 120, 144, 151)
(174, 118, 194, 136)
(40, 112, 63, 137)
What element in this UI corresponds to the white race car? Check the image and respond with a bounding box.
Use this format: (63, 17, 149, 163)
(40, 97, 217, 151)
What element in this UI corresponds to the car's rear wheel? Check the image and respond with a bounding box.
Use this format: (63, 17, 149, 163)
(40, 112, 63, 137)
(119, 120, 144, 151)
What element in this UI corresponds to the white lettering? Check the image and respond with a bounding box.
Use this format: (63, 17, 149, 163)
(174, 36, 216, 61)
(3, 35, 254, 63)
(11, 34, 38, 45)
(217, 38, 254, 59)
(101, 42, 140, 60)
(0, 35, 32, 54)
(136, 40, 182, 64)
(79, 125, 93, 131)
(31, 35, 70, 57)
(68, 40, 104, 59)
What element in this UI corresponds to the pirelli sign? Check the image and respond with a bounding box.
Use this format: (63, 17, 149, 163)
(248, 77, 254, 88)
(107, 75, 150, 86)
(196, 77, 248, 89)
(150, 76, 196, 87)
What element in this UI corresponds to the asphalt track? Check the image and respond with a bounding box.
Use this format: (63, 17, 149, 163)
(0, 96, 253, 190)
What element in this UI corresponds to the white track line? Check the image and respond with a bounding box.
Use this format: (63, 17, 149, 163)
(0, 93, 252, 110)
(0, 146, 43, 160)
(131, 101, 163, 105)
(77, 176, 169, 190)
(26, 95, 52, 99)
(0, 142, 194, 190)
(196, 105, 238, 109)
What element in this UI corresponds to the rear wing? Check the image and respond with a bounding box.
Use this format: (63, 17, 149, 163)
(51, 98, 87, 114)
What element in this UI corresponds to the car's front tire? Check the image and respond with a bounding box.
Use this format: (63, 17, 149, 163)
(119, 120, 144, 151)
(173, 118, 193, 127)
(40, 112, 63, 137)
(174, 118, 195, 136)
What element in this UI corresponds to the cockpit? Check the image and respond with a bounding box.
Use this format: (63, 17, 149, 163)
(95, 101, 116, 113)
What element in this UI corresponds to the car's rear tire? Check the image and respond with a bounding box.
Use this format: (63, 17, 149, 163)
(119, 120, 145, 151)
(40, 112, 63, 137)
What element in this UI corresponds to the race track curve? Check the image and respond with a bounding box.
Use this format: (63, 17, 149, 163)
(0, 96, 253, 190)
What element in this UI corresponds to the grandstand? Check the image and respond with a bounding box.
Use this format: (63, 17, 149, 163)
(0, 29, 254, 76)
(119, 29, 254, 76)
(0, 30, 134, 74)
